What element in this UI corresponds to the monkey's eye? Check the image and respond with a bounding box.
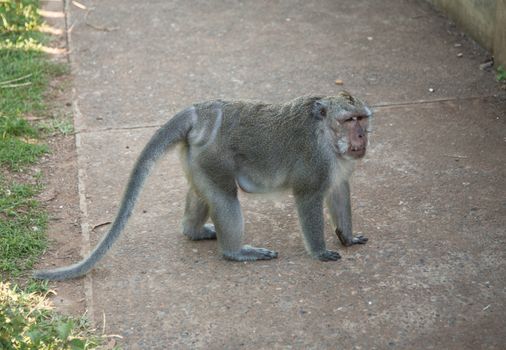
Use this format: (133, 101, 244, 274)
(340, 115, 368, 125)
(349, 116, 367, 122)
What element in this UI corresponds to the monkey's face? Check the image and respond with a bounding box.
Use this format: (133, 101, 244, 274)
(315, 92, 372, 160)
(340, 115, 369, 159)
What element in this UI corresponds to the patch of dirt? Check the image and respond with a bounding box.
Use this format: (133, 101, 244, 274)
(35, 131, 86, 317)
(29, 0, 86, 319)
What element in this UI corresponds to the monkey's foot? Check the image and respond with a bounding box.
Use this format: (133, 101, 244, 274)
(223, 245, 278, 261)
(184, 224, 217, 240)
(314, 249, 341, 261)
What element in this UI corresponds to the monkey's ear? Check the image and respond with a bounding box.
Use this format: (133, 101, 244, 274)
(313, 100, 328, 120)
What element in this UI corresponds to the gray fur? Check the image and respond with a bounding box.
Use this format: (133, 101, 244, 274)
(33, 92, 372, 280)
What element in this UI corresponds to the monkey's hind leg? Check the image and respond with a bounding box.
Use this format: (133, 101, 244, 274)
(182, 189, 217, 240)
(196, 176, 278, 261)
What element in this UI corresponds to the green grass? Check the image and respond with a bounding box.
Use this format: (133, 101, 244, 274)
(0, 0, 69, 172)
(1, 282, 105, 350)
(0, 46, 68, 170)
(0, 176, 47, 275)
(0, 49, 68, 116)
(497, 65, 506, 82)
(0, 114, 37, 137)
(0, 0, 51, 276)
(0, 1, 111, 348)
(0, 138, 48, 170)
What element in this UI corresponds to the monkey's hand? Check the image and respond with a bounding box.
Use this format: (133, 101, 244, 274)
(315, 250, 341, 261)
(349, 235, 368, 245)
(336, 228, 368, 247)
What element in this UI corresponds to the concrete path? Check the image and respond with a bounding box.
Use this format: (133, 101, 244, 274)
(63, 0, 505, 348)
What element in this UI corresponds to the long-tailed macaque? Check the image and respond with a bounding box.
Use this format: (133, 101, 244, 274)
(34, 91, 372, 280)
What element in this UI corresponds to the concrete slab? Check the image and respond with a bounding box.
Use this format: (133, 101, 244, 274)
(60, 0, 506, 348)
(76, 97, 505, 349)
(68, 0, 503, 131)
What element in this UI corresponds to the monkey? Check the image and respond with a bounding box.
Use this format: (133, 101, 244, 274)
(33, 91, 372, 280)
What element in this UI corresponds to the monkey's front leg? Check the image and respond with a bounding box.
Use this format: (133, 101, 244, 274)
(326, 181, 368, 246)
(295, 193, 341, 261)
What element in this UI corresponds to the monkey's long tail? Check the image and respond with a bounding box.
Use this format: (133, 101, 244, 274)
(33, 110, 194, 280)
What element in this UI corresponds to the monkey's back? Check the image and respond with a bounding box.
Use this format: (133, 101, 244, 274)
(188, 97, 335, 193)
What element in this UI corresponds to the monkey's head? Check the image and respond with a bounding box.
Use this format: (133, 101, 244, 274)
(313, 91, 372, 160)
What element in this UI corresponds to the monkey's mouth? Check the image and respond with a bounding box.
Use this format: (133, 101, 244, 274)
(348, 147, 366, 158)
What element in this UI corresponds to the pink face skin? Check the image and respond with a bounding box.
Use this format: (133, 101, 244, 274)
(342, 115, 369, 159)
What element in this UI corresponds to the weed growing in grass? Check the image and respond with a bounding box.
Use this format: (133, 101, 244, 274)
(1, 282, 107, 350)
(39, 115, 74, 136)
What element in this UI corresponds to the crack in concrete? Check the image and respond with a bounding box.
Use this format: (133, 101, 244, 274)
(71, 94, 500, 135)
(372, 95, 499, 109)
